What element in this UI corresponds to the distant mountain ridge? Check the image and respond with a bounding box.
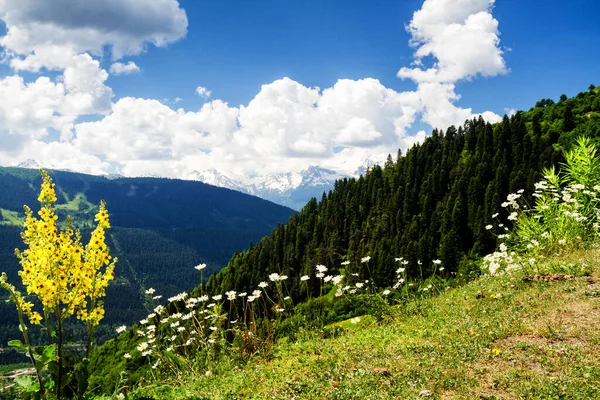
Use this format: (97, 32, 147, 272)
(190, 160, 383, 210)
(15, 159, 384, 210)
(0, 167, 294, 346)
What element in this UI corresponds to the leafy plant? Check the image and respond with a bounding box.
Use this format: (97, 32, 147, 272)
(0, 170, 117, 399)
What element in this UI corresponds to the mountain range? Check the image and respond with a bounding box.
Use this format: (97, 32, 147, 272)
(16, 159, 384, 210)
(187, 160, 383, 210)
(0, 167, 294, 348)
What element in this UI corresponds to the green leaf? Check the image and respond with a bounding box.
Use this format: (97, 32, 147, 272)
(14, 374, 35, 390)
(43, 344, 57, 362)
(8, 339, 26, 348)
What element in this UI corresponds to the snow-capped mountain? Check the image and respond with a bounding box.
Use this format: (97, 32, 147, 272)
(13, 158, 383, 211)
(248, 167, 348, 210)
(15, 159, 73, 173)
(191, 165, 351, 210)
(354, 158, 379, 176)
(190, 169, 249, 193)
(17, 159, 53, 170)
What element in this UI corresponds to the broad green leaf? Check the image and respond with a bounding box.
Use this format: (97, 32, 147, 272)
(8, 339, 25, 348)
(14, 374, 35, 390)
(43, 344, 57, 362)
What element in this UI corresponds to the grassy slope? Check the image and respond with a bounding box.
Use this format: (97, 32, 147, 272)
(132, 250, 600, 400)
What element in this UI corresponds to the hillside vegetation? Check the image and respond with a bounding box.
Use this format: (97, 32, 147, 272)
(2, 87, 600, 399)
(128, 249, 600, 399)
(0, 170, 294, 350)
(206, 86, 600, 304)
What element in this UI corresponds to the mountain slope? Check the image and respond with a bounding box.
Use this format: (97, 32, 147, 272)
(128, 249, 600, 399)
(206, 86, 600, 300)
(0, 168, 294, 345)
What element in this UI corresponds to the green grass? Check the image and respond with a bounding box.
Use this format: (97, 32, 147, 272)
(0, 209, 24, 226)
(126, 250, 600, 399)
(54, 192, 95, 213)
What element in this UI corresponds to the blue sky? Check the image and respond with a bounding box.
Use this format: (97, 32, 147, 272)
(0, 0, 598, 179)
(109, 0, 600, 113)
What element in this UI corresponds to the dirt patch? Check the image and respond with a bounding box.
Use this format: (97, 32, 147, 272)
(522, 273, 574, 283)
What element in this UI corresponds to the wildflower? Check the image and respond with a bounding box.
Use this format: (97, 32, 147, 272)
(356, 283, 364, 288)
(350, 317, 360, 324)
(258, 281, 268, 288)
(394, 257, 402, 262)
(152, 295, 162, 300)
(116, 394, 125, 400)
(142, 349, 152, 356)
(439, 267, 445, 271)
(123, 353, 132, 359)
(485, 225, 493, 230)
(507, 212, 518, 221)
(145, 288, 155, 295)
(195, 263, 207, 271)
(491, 348, 502, 356)
(137, 342, 149, 352)
(383, 290, 390, 295)
(225, 291, 237, 300)
(316, 272, 325, 278)
(182, 313, 193, 320)
(168, 292, 188, 302)
(432, 259, 442, 265)
(198, 295, 209, 302)
(238, 292, 247, 297)
(252, 289, 261, 297)
(492, 213, 499, 218)
(340, 260, 350, 266)
(361, 256, 371, 263)
(324, 275, 332, 283)
(332, 275, 343, 285)
(316, 264, 328, 273)
(300, 275, 309, 281)
(140, 318, 148, 325)
(269, 273, 281, 282)
(396, 267, 405, 274)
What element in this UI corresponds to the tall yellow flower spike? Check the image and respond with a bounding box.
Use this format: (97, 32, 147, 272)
(14, 170, 117, 327)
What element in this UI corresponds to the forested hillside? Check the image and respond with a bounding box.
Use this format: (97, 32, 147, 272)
(207, 86, 600, 299)
(0, 170, 294, 349)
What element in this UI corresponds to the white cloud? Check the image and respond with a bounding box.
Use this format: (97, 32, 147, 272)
(0, 0, 188, 70)
(195, 86, 212, 99)
(396, 0, 506, 129)
(110, 61, 141, 75)
(0, 0, 510, 183)
(398, 0, 506, 83)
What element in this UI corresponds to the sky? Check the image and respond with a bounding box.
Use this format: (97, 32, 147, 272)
(0, 0, 598, 181)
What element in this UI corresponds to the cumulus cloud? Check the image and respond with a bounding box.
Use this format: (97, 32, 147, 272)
(0, 0, 188, 70)
(397, 0, 506, 129)
(195, 86, 212, 99)
(0, 0, 509, 181)
(398, 0, 506, 83)
(110, 61, 141, 75)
